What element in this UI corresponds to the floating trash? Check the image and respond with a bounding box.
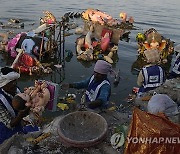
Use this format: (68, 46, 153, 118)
(54, 64, 62, 69)
(108, 106, 117, 111)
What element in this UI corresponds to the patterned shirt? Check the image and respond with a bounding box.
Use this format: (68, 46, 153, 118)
(0, 87, 20, 129)
(0, 103, 12, 128)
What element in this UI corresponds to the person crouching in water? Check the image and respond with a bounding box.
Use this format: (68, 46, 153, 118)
(137, 49, 165, 97)
(62, 60, 113, 110)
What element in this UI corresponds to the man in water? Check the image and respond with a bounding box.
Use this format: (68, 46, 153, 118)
(62, 60, 113, 109)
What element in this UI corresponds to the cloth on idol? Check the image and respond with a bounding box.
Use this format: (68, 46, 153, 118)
(144, 49, 160, 64)
(124, 108, 180, 154)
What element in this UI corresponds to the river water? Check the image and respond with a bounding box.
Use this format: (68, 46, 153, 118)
(0, 0, 180, 108)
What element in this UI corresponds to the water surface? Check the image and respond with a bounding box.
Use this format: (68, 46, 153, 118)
(0, 0, 180, 107)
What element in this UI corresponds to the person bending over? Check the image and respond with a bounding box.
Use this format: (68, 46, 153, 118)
(62, 60, 113, 109)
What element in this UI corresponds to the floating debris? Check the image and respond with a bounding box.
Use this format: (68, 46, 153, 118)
(108, 106, 117, 111)
(54, 64, 62, 69)
(9, 18, 21, 23)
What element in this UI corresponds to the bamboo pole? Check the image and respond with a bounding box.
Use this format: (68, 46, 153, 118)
(39, 32, 45, 61)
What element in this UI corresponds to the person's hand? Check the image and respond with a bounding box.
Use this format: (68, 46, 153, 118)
(77, 103, 87, 111)
(61, 83, 70, 90)
(88, 99, 103, 109)
(18, 107, 30, 118)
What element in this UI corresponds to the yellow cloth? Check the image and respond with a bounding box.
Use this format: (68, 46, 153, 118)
(57, 103, 69, 110)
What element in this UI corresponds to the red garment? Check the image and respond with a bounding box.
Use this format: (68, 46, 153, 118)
(100, 29, 113, 52)
(13, 53, 36, 73)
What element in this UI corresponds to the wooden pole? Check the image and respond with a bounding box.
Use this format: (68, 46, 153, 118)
(39, 32, 45, 61)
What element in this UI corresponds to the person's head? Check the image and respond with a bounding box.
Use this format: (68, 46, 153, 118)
(93, 60, 112, 81)
(0, 67, 20, 95)
(144, 49, 160, 64)
(12, 94, 27, 111)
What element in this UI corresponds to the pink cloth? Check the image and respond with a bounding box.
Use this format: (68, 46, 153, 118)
(7, 33, 26, 58)
(94, 60, 112, 75)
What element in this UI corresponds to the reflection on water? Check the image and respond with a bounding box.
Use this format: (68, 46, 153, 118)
(0, 0, 180, 106)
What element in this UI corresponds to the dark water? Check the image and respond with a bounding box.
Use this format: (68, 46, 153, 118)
(0, 0, 180, 107)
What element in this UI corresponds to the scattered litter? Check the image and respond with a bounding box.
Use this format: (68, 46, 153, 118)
(57, 103, 69, 110)
(54, 64, 62, 69)
(108, 106, 117, 111)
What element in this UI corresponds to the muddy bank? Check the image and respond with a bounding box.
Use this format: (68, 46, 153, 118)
(0, 110, 132, 154)
(1, 78, 179, 154)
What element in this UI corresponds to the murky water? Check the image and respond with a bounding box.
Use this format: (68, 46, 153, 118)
(0, 0, 180, 108)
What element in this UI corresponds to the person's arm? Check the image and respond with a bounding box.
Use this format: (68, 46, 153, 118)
(10, 107, 30, 127)
(0, 104, 30, 128)
(85, 31, 93, 49)
(137, 70, 144, 86)
(88, 83, 111, 109)
(69, 77, 91, 89)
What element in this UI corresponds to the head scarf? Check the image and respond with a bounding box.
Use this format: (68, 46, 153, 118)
(0, 67, 20, 88)
(147, 94, 178, 116)
(94, 60, 113, 75)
